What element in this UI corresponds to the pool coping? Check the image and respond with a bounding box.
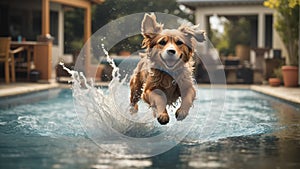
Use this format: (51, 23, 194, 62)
(250, 85, 300, 105)
(0, 82, 299, 105)
(197, 84, 300, 105)
(0, 82, 60, 98)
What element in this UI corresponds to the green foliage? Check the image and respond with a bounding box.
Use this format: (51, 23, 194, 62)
(92, 0, 193, 54)
(264, 0, 299, 66)
(63, 0, 194, 55)
(275, 5, 299, 65)
(92, 0, 193, 29)
(64, 8, 84, 55)
(273, 67, 283, 80)
(209, 16, 251, 56)
(226, 17, 251, 46)
(209, 28, 231, 56)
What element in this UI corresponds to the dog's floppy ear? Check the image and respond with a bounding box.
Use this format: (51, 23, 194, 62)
(179, 24, 205, 43)
(141, 13, 163, 39)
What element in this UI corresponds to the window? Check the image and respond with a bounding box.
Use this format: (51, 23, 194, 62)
(265, 15, 273, 48)
(50, 11, 59, 45)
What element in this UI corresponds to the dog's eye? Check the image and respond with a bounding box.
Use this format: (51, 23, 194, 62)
(175, 40, 183, 46)
(158, 40, 167, 46)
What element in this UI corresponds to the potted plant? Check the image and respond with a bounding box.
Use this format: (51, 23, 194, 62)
(264, 0, 299, 87)
(268, 67, 282, 87)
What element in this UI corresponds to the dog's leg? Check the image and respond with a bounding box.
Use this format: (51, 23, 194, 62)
(143, 89, 169, 125)
(129, 73, 143, 114)
(176, 86, 196, 121)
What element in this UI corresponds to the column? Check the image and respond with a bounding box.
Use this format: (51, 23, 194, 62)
(258, 13, 265, 48)
(84, 5, 91, 77)
(41, 0, 50, 36)
(195, 9, 206, 30)
(84, 5, 91, 43)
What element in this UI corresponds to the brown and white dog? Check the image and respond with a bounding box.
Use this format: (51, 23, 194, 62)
(129, 13, 205, 125)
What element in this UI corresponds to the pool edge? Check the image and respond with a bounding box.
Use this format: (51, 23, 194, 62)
(250, 85, 300, 105)
(0, 82, 60, 98)
(1, 83, 299, 105)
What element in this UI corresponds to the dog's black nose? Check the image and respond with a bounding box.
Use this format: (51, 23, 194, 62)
(167, 49, 176, 55)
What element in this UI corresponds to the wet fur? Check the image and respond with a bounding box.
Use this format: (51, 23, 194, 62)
(129, 13, 205, 125)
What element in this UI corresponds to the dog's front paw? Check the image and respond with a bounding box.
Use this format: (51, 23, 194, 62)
(129, 104, 138, 114)
(157, 111, 169, 125)
(175, 107, 189, 121)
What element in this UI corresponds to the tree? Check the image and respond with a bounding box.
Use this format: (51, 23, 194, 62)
(92, 0, 194, 54)
(264, 0, 299, 66)
(64, 8, 84, 55)
(209, 16, 251, 56)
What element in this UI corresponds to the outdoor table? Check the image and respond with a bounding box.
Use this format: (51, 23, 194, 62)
(10, 41, 52, 82)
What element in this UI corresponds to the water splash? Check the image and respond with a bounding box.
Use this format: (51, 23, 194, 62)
(57, 44, 277, 157)
(59, 43, 205, 156)
(59, 49, 163, 138)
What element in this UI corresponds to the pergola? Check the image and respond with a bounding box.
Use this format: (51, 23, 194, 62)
(41, 0, 103, 77)
(41, 0, 103, 43)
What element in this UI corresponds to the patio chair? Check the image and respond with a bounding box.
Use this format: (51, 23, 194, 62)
(0, 37, 24, 83)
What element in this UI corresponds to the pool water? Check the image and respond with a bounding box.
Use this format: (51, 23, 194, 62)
(0, 88, 300, 169)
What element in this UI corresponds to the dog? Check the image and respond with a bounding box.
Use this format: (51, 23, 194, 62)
(129, 13, 205, 125)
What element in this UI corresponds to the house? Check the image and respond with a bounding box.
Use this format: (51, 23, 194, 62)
(177, 0, 294, 83)
(0, 0, 103, 81)
(177, 0, 287, 57)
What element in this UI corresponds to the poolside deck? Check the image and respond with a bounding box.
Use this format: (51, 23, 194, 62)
(251, 85, 300, 104)
(0, 82, 299, 104)
(0, 81, 60, 98)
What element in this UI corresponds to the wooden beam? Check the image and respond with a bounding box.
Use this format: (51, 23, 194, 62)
(84, 5, 91, 43)
(42, 0, 50, 36)
(84, 5, 91, 77)
(50, 0, 90, 9)
(90, 0, 105, 4)
(50, 0, 94, 77)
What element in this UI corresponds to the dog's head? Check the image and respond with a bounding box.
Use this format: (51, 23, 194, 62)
(141, 13, 205, 70)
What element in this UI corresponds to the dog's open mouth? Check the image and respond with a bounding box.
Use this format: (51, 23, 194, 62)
(160, 54, 182, 68)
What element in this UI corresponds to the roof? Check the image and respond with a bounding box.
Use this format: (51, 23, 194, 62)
(177, 0, 265, 7)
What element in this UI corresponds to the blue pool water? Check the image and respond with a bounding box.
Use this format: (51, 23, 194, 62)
(0, 88, 300, 169)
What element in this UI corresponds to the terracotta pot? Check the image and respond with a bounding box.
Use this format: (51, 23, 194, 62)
(268, 78, 281, 87)
(282, 66, 299, 87)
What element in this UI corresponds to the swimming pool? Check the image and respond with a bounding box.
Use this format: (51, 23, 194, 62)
(0, 88, 300, 169)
